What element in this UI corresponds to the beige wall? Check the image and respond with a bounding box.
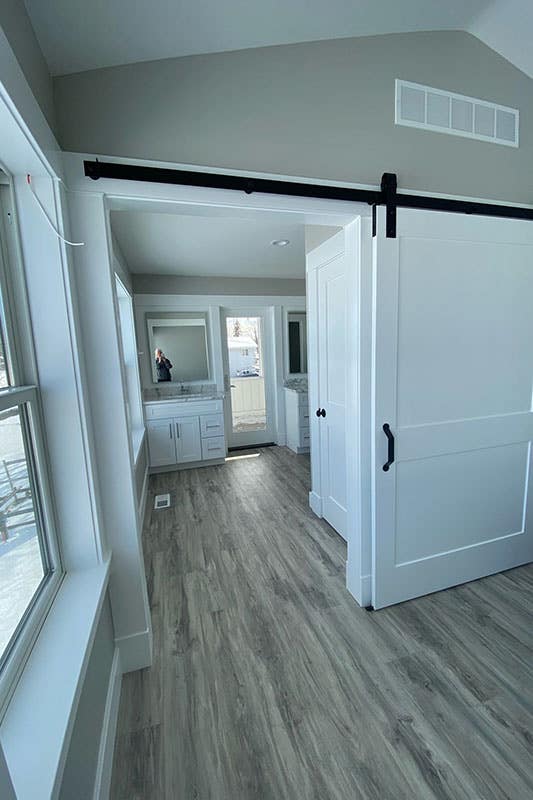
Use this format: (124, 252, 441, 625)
(133, 274, 306, 296)
(0, 0, 55, 130)
(55, 30, 533, 204)
(305, 226, 341, 254)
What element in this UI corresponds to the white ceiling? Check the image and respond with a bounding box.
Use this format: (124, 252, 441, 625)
(110, 211, 306, 278)
(24, 0, 533, 79)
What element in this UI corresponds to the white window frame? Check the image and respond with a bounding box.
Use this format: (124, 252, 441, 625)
(0, 174, 63, 715)
(114, 273, 144, 462)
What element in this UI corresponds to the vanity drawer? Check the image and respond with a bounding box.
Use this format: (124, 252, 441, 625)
(200, 413, 225, 438)
(300, 428, 311, 448)
(299, 405, 310, 425)
(201, 436, 226, 460)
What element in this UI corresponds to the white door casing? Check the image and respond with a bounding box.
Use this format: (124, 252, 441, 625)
(372, 205, 533, 608)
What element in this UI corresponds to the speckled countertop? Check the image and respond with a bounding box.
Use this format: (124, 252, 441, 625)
(283, 377, 308, 393)
(144, 385, 224, 403)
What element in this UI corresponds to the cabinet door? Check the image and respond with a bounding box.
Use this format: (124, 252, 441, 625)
(147, 419, 176, 467)
(175, 416, 202, 463)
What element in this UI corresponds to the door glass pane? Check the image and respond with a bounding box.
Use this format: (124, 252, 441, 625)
(226, 317, 266, 433)
(0, 406, 47, 662)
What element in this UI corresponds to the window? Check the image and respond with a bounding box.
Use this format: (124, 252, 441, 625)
(241, 348, 249, 356)
(115, 275, 144, 460)
(0, 172, 61, 704)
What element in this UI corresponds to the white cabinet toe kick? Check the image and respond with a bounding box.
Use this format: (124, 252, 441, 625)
(144, 398, 226, 471)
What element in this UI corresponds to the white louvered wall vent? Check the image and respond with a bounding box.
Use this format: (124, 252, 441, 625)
(395, 80, 519, 148)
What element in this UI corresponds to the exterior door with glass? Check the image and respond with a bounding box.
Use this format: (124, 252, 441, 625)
(222, 311, 275, 448)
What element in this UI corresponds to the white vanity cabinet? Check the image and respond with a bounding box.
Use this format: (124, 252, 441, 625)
(175, 416, 202, 463)
(145, 397, 226, 470)
(146, 418, 178, 467)
(285, 389, 310, 453)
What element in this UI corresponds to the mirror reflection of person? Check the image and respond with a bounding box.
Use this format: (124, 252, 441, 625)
(155, 348, 173, 382)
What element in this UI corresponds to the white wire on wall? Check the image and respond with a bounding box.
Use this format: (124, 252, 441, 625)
(26, 174, 85, 247)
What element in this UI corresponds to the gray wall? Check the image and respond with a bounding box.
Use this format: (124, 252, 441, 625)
(133, 274, 306, 296)
(55, 31, 533, 204)
(0, 0, 56, 130)
(59, 595, 115, 800)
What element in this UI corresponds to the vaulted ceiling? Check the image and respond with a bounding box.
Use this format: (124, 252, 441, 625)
(23, 0, 533, 78)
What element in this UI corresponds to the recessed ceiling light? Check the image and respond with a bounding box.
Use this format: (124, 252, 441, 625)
(271, 239, 290, 247)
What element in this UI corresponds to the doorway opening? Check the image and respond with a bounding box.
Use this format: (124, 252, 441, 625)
(223, 313, 273, 449)
(106, 185, 366, 604)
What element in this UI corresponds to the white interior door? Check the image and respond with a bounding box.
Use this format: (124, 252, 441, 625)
(373, 206, 533, 608)
(313, 231, 348, 538)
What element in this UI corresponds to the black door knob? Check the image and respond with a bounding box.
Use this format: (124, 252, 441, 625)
(316, 408, 321, 417)
(316, 408, 326, 418)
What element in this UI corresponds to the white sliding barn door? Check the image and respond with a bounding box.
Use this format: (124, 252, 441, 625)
(373, 206, 533, 609)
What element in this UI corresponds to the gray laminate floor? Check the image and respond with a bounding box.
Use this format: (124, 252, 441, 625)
(110, 446, 533, 800)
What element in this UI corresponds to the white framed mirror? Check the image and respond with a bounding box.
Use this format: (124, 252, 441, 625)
(146, 312, 210, 383)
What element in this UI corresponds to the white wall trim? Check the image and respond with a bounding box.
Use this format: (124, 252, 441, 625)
(309, 490, 323, 517)
(115, 629, 152, 674)
(93, 648, 122, 800)
(68, 190, 153, 677)
(346, 562, 372, 608)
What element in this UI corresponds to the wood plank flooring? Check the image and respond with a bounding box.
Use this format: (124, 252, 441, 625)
(110, 446, 533, 799)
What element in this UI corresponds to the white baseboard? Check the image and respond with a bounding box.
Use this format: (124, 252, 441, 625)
(309, 490, 322, 517)
(346, 563, 372, 608)
(138, 464, 149, 529)
(115, 628, 153, 673)
(93, 648, 122, 800)
(360, 574, 372, 608)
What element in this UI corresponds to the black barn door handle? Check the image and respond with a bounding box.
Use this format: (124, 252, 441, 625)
(382, 423, 395, 471)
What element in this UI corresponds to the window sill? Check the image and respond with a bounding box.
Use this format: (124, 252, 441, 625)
(132, 426, 146, 465)
(0, 560, 110, 800)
